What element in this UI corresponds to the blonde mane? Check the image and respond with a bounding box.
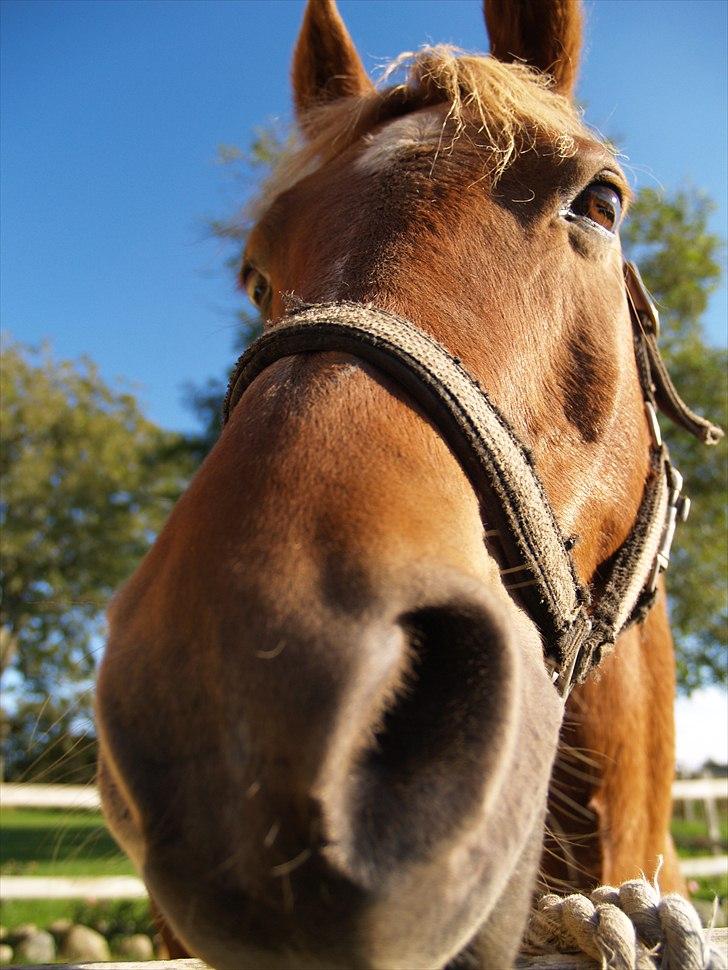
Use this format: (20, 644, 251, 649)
(252, 46, 596, 220)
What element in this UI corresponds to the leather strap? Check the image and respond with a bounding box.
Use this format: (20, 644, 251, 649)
(224, 301, 590, 682)
(223, 267, 722, 696)
(624, 261, 723, 445)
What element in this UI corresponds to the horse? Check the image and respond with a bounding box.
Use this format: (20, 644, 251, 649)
(96, 1, 722, 967)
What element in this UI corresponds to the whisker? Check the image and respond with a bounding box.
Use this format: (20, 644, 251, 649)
(552, 757, 601, 785)
(271, 848, 311, 878)
(548, 784, 597, 821)
(264, 821, 281, 848)
(28, 758, 99, 787)
(499, 564, 531, 576)
(541, 820, 598, 886)
(24, 734, 95, 786)
(208, 843, 248, 879)
(256, 639, 287, 660)
(557, 743, 604, 769)
(545, 819, 584, 882)
(27, 695, 53, 750)
(18, 726, 93, 784)
(503, 578, 540, 591)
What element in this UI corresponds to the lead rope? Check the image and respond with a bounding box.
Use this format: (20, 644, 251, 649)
(522, 870, 727, 969)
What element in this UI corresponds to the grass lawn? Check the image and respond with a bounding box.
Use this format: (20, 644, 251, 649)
(1, 897, 83, 928)
(0, 897, 152, 934)
(0, 807, 135, 877)
(0, 805, 725, 934)
(1, 809, 150, 947)
(672, 815, 728, 857)
(691, 875, 728, 904)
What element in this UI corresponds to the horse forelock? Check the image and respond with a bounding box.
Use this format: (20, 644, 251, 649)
(249, 46, 596, 222)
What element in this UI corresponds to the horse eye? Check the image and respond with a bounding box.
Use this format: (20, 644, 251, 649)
(242, 264, 272, 312)
(570, 182, 623, 233)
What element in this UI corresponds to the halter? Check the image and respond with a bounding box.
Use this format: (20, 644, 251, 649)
(222, 263, 722, 697)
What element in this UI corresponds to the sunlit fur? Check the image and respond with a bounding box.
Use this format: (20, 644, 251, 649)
(97, 2, 684, 968)
(252, 46, 592, 222)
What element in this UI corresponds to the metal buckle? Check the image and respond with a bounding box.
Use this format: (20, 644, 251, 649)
(649, 462, 689, 591)
(644, 401, 662, 447)
(625, 261, 660, 336)
(552, 648, 581, 699)
(548, 612, 593, 699)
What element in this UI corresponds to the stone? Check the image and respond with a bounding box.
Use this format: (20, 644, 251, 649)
(62, 923, 111, 962)
(0, 944, 12, 965)
(9, 922, 36, 942)
(15, 929, 55, 963)
(48, 917, 72, 941)
(118, 933, 155, 960)
(0, 927, 6, 941)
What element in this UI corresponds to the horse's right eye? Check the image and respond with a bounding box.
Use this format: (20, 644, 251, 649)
(570, 182, 623, 234)
(242, 263, 272, 312)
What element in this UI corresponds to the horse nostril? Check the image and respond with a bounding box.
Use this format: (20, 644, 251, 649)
(344, 597, 517, 876)
(375, 602, 509, 771)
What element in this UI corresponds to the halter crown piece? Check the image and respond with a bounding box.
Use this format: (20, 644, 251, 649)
(223, 262, 723, 697)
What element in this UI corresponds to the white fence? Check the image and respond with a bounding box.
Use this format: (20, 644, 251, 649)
(1, 783, 100, 810)
(5, 777, 725, 811)
(0, 875, 146, 899)
(1, 780, 726, 898)
(673, 776, 727, 862)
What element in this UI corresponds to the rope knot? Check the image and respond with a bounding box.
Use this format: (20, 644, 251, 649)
(520, 875, 726, 970)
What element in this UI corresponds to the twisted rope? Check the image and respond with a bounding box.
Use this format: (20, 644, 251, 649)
(521, 876, 727, 969)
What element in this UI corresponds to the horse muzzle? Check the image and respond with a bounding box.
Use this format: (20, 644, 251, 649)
(97, 574, 561, 969)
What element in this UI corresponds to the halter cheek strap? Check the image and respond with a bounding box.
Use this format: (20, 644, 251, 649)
(222, 262, 722, 697)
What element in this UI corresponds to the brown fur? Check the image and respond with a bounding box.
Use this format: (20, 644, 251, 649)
(292, 0, 374, 119)
(484, 0, 583, 94)
(97, 3, 683, 968)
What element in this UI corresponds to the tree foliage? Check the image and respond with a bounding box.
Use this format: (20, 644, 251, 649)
(622, 190, 727, 691)
(1, 341, 193, 779)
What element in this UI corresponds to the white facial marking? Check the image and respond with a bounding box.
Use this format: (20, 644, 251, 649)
(355, 108, 445, 176)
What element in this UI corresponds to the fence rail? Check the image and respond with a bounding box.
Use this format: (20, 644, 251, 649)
(679, 854, 728, 877)
(5, 931, 728, 969)
(0, 876, 147, 899)
(4, 777, 726, 810)
(1, 780, 726, 900)
(1, 784, 100, 810)
(2, 859, 724, 900)
(672, 777, 728, 800)
(6, 962, 208, 970)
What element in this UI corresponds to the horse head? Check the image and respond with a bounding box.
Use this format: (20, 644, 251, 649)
(96, 2, 705, 966)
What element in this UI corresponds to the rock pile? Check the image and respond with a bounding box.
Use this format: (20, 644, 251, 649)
(0, 921, 157, 965)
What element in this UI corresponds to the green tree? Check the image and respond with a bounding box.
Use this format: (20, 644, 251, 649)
(622, 189, 727, 691)
(1, 340, 193, 780)
(193, 137, 726, 692)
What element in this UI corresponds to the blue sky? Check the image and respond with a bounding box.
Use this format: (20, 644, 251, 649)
(2, 0, 726, 434)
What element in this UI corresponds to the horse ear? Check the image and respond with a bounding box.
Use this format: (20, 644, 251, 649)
(292, 0, 375, 120)
(483, 0, 582, 96)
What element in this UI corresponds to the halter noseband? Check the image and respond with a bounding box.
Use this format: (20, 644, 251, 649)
(222, 263, 722, 697)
